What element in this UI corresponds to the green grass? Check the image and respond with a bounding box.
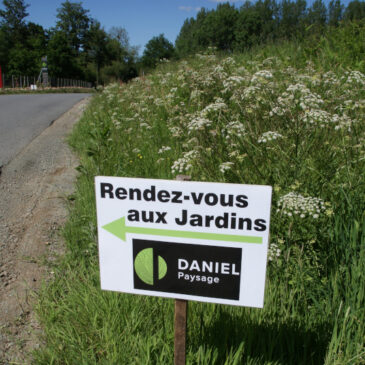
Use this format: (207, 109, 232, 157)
(34, 31, 365, 364)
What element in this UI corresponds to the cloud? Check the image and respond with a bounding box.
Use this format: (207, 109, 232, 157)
(178, 6, 201, 12)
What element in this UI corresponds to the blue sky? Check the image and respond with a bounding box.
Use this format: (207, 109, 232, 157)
(0, 0, 353, 54)
(1, 0, 230, 53)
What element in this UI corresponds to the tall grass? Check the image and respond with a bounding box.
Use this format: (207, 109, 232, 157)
(34, 33, 364, 364)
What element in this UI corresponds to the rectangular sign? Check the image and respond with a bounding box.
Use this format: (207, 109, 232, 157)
(95, 177, 272, 307)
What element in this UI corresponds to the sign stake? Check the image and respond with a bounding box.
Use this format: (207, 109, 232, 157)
(174, 175, 191, 365)
(174, 299, 187, 365)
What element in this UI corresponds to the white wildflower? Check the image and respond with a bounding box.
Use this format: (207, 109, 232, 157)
(277, 192, 327, 219)
(158, 146, 172, 154)
(301, 109, 333, 127)
(171, 150, 199, 174)
(345, 71, 365, 86)
(222, 76, 245, 93)
(333, 114, 357, 132)
(225, 121, 246, 139)
(219, 162, 234, 174)
(268, 243, 281, 261)
(187, 117, 213, 133)
(258, 131, 283, 143)
(251, 70, 273, 84)
(190, 89, 203, 100)
(221, 57, 236, 67)
(169, 126, 182, 137)
(201, 99, 227, 116)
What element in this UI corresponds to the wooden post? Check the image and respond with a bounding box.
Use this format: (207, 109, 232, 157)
(174, 299, 187, 365)
(174, 174, 191, 365)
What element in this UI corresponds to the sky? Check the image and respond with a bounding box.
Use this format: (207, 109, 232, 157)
(0, 0, 354, 54)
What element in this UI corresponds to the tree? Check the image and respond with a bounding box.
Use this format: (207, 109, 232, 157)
(142, 34, 175, 68)
(344, 0, 365, 21)
(84, 19, 109, 84)
(107, 26, 138, 81)
(109, 26, 129, 50)
(109, 26, 139, 63)
(307, 0, 327, 28)
(175, 9, 211, 57)
(175, 17, 198, 57)
(205, 3, 239, 51)
(0, 0, 47, 74)
(47, 30, 82, 78)
(278, 0, 307, 39)
(49, 1, 91, 79)
(55, 1, 90, 53)
(234, 4, 263, 50)
(328, 0, 343, 26)
(0, 0, 28, 31)
(0, 26, 10, 71)
(25, 22, 47, 74)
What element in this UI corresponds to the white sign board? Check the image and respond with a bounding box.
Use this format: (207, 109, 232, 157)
(95, 176, 272, 308)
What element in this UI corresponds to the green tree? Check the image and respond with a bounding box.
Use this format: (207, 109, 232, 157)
(0, 0, 47, 75)
(175, 17, 199, 57)
(205, 3, 239, 51)
(234, 2, 263, 50)
(47, 30, 82, 78)
(109, 26, 129, 50)
(0, 0, 28, 33)
(106, 26, 138, 82)
(0, 26, 10, 70)
(254, 0, 279, 41)
(108, 26, 139, 65)
(328, 0, 343, 26)
(278, 0, 307, 39)
(141, 34, 175, 69)
(234, 0, 278, 51)
(84, 19, 109, 84)
(49, 1, 91, 79)
(307, 0, 327, 28)
(0, 0, 29, 64)
(344, 0, 365, 21)
(55, 1, 90, 53)
(25, 22, 47, 74)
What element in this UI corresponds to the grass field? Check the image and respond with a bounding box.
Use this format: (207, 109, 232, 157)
(34, 35, 365, 364)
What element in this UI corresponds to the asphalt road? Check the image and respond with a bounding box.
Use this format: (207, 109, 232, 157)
(0, 93, 90, 167)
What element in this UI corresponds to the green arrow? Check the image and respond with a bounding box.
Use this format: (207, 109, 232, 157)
(102, 217, 262, 244)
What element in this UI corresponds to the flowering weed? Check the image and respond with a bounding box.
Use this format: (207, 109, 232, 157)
(37, 44, 365, 364)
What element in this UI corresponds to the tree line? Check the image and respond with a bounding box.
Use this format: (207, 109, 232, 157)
(175, 0, 365, 57)
(1, 0, 364, 84)
(0, 0, 140, 84)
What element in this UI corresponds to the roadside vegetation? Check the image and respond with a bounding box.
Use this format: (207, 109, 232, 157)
(33, 19, 365, 364)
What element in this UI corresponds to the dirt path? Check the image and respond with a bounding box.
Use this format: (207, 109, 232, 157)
(0, 98, 89, 364)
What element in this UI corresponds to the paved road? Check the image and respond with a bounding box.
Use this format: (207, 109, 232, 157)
(0, 93, 90, 167)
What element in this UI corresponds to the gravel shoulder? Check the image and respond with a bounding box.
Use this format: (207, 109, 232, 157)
(0, 98, 89, 364)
